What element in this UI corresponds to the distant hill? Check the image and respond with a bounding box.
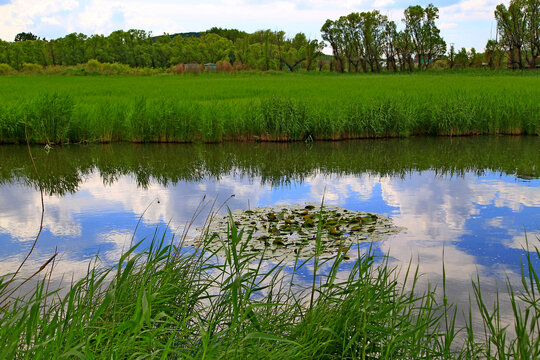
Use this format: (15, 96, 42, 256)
(170, 32, 204, 39)
(152, 28, 248, 42)
(151, 32, 203, 41)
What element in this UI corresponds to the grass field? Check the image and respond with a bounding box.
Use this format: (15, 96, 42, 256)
(0, 72, 538, 144)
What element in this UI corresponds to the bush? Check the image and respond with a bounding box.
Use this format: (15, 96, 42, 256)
(233, 60, 246, 71)
(85, 59, 101, 71)
(172, 63, 184, 74)
(0, 63, 13, 75)
(110, 62, 133, 75)
(217, 60, 233, 72)
(21, 63, 42, 73)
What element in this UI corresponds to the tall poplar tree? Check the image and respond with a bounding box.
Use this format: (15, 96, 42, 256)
(403, 4, 446, 69)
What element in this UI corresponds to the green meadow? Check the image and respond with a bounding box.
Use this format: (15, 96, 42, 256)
(0, 71, 538, 144)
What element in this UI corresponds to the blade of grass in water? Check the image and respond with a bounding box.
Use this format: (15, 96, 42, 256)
(0, 215, 538, 358)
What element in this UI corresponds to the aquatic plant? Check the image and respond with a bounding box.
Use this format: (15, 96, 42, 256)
(0, 72, 538, 144)
(0, 214, 538, 358)
(201, 204, 404, 260)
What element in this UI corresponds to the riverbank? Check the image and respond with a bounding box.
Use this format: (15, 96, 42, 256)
(1, 219, 538, 358)
(0, 72, 538, 144)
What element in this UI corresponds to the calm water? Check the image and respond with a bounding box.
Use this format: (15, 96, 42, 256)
(1, 137, 539, 321)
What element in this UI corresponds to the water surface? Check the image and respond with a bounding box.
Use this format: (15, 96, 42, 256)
(0, 137, 539, 322)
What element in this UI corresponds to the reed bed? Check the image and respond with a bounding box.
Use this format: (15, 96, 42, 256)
(0, 214, 538, 359)
(0, 72, 538, 144)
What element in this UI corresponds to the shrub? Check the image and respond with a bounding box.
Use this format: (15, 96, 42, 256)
(21, 63, 42, 73)
(110, 62, 133, 75)
(217, 60, 233, 72)
(233, 60, 245, 71)
(0, 63, 13, 75)
(86, 59, 101, 71)
(173, 63, 184, 74)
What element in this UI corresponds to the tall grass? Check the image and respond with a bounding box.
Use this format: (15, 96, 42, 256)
(1, 213, 538, 358)
(0, 72, 538, 144)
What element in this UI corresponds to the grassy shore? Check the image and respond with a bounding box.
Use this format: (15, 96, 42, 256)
(1, 216, 539, 358)
(0, 72, 538, 144)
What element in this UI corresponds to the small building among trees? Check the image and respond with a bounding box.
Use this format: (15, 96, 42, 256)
(204, 63, 217, 72)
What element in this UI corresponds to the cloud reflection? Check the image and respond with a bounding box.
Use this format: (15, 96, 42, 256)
(0, 168, 538, 309)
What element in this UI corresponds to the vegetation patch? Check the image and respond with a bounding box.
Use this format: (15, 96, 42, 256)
(0, 73, 538, 144)
(1, 220, 538, 358)
(201, 204, 405, 260)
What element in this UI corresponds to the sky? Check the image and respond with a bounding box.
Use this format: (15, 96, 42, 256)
(0, 0, 506, 51)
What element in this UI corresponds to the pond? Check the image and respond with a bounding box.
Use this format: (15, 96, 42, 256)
(0, 136, 539, 328)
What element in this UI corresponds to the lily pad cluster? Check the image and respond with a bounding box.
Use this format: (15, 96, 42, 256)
(199, 204, 405, 261)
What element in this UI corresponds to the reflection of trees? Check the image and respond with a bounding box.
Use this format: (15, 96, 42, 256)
(0, 137, 538, 196)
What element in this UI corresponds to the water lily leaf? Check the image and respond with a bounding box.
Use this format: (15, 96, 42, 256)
(273, 239, 285, 246)
(194, 204, 405, 261)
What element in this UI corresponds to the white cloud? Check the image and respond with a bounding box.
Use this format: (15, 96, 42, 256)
(40, 16, 61, 25)
(0, 171, 272, 250)
(486, 216, 505, 228)
(439, 0, 504, 23)
(98, 230, 133, 261)
(292, 171, 539, 289)
(439, 22, 458, 30)
(0, 0, 78, 40)
(305, 173, 380, 206)
(503, 231, 540, 250)
(0, 0, 507, 48)
(0, 165, 536, 336)
(0, 183, 82, 241)
(372, 0, 395, 7)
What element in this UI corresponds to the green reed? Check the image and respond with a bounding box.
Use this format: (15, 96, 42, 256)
(0, 72, 538, 144)
(0, 213, 538, 359)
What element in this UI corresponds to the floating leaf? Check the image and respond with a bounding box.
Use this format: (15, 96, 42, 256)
(195, 204, 405, 261)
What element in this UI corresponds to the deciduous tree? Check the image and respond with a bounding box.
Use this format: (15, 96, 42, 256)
(14, 32, 38, 42)
(403, 4, 446, 69)
(495, 0, 527, 69)
(321, 19, 346, 72)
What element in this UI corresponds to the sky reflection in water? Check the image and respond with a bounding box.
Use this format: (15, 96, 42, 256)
(0, 138, 538, 318)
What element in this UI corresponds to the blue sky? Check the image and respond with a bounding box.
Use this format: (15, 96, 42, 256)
(0, 0, 506, 51)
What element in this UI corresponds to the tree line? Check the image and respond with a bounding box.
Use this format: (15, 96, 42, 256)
(322, 0, 538, 72)
(0, 1, 538, 73)
(321, 4, 445, 72)
(0, 27, 324, 72)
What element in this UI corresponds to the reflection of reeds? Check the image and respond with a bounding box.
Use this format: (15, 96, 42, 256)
(0, 118, 57, 310)
(1, 137, 538, 197)
(0, 73, 538, 144)
(464, 237, 540, 359)
(1, 215, 538, 358)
